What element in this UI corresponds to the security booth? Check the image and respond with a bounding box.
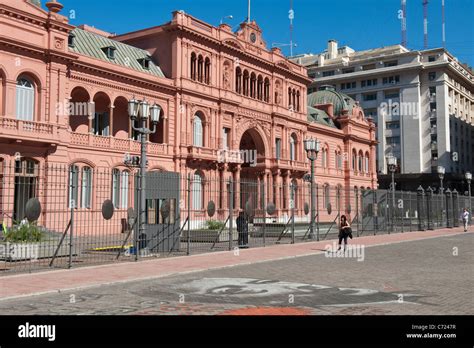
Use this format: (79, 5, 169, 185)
(138, 171, 181, 253)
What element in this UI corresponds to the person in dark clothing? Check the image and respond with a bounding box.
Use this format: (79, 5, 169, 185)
(236, 211, 249, 248)
(337, 215, 351, 252)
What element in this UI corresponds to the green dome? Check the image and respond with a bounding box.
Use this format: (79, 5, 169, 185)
(307, 85, 356, 117)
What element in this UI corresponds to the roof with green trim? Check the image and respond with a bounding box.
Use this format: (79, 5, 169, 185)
(307, 106, 337, 128)
(69, 28, 165, 78)
(307, 85, 356, 117)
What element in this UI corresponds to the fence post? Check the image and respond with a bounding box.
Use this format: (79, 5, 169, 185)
(355, 188, 360, 237)
(68, 191, 75, 269)
(426, 187, 434, 230)
(452, 189, 459, 228)
(229, 177, 233, 251)
(445, 189, 453, 228)
(416, 186, 425, 231)
(187, 173, 191, 255)
(373, 189, 378, 235)
(291, 183, 295, 244)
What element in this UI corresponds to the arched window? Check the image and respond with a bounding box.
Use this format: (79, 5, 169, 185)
(335, 150, 343, 170)
(336, 185, 342, 211)
(292, 89, 296, 111)
(321, 148, 328, 168)
(264, 78, 270, 102)
(296, 90, 300, 111)
(235, 67, 242, 94)
(365, 152, 370, 173)
(190, 53, 197, 80)
(358, 151, 364, 173)
(290, 133, 297, 161)
(250, 72, 256, 98)
(288, 87, 292, 109)
(291, 178, 298, 209)
(192, 172, 203, 210)
(193, 113, 203, 147)
(352, 150, 357, 171)
(257, 75, 263, 100)
(323, 184, 330, 208)
(197, 55, 204, 82)
(16, 76, 35, 121)
(112, 169, 129, 209)
(243, 70, 249, 96)
(81, 166, 92, 209)
(204, 57, 211, 85)
(69, 164, 92, 209)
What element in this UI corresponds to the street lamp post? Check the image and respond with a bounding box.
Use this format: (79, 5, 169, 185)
(387, 155, 397, 231)
(128, 97, 161, 258)
(466, 172, 472, 225)
(438, 166, 445, 227)
(304, 138, 320, 241)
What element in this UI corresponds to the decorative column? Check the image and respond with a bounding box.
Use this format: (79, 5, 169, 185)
(109, 104, 115, 138)
(234, 164, 241, 210)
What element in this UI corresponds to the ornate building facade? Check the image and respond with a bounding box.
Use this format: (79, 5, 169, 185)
(0, 0, 376, 228)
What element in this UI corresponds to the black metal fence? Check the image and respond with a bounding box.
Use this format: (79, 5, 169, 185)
(0, 160, 472, 275)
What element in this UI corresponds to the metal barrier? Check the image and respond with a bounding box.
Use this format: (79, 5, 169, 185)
(0, 159, 472, 275)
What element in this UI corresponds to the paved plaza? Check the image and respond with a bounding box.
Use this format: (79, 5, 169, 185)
(0, 228, 472, 315)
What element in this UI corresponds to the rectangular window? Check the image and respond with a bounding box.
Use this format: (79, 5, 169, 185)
(342, 68, 355, 74)
(386, 121, 400, 129)
(362, 64, 376, 70)
(384, 60, 398, 67)
(322, 70, 335, 77)
(384, 90, 399, 99)
(428, 56, 436, 62)
(363, 93, 377, 101)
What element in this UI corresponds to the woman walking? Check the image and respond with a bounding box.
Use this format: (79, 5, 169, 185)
(337, 215, 352, 252)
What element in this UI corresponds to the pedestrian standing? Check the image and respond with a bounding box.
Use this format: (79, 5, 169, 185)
(236, 211, 249, 248)
(461, 208, 470, 232)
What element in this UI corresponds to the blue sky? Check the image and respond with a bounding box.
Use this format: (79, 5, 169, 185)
(55, 0, 473, 66)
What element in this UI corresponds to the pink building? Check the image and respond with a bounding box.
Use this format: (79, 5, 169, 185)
(0, 0, 376, 232)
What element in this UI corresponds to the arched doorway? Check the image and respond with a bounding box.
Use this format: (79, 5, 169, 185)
(239, 128, 266, 211)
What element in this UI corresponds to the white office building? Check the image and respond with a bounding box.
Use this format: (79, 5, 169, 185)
(292, 41, 474, 190)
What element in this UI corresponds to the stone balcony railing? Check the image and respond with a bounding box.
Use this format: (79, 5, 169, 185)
(186, 145, 218, 161)
(69, 132, 172, 156)
(270, 158, 307, 172)
(0, 117, 58, 144)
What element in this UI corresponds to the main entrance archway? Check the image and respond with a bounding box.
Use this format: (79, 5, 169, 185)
(239, 128, 267, 211)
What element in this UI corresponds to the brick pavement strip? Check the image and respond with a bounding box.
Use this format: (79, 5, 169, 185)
(0, 227, 469, 302)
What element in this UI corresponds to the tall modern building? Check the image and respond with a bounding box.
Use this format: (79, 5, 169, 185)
(292, 40, 474, 191)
